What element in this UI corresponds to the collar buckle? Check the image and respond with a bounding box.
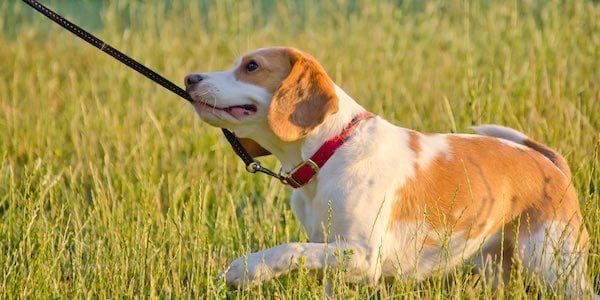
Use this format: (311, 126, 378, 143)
(293, 159, 320, 173)
(280, 159, 321, 187)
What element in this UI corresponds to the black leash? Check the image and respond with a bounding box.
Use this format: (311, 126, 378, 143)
(21, 0, 280, 179)
(22, 0, 191, 103)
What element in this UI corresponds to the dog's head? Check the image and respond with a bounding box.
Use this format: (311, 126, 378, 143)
(184, 47, 339, 157)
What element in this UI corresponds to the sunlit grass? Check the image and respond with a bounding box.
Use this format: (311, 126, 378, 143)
(1, 0, 598, 298)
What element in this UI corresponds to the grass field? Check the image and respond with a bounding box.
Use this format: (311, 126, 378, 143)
(1, 0, 599, 298)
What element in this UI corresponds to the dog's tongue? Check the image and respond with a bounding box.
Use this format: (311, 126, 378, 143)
(227, 105, 257, 118)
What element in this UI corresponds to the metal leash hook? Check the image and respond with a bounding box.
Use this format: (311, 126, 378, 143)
(246, 161, 283, 179)
(220, 128, 283, 181)
(21, 0, 266, 179)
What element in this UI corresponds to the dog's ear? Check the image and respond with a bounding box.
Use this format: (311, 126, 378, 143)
(267, 49, 339, 142)
(237, 138, 271, 157)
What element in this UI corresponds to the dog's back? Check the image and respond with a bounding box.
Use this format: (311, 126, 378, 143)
(472, 124, 571, 178)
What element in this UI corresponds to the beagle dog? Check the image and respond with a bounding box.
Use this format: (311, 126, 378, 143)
(184, 47, 593, 297)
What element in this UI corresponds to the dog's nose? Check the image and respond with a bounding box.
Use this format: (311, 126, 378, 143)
(184, 74, 204, 86)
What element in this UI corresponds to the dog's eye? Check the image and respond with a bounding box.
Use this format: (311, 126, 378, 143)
(246, 60, 259, 72)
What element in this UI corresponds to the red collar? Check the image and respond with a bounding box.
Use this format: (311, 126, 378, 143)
(281, 112, 375, 188)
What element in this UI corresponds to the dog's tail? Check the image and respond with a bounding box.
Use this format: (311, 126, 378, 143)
(471, 124, 572, 179)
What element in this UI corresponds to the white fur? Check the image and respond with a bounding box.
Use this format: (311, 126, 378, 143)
(415, 133, 450, 169)
(517, 222, 592, 298)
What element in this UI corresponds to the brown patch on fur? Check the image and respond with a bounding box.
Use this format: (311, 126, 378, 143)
(390, 135, 582, 244)
(234, 48, 295, 93)
(408, 131, 422, 159)
(263, 48, 339, 141)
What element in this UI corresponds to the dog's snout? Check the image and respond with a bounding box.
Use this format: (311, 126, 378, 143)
(184, 74, 204, 87)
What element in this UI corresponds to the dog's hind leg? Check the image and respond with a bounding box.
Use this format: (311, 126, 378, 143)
(515, 219, 594, 299)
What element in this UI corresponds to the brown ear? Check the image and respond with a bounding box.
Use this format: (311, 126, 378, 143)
(267, 49, 339, 141)
(237, 138, 271, 158)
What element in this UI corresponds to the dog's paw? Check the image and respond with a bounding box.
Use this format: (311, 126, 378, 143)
(216, 254, 275, 290)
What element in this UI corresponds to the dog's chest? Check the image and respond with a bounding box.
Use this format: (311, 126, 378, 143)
(290, 188, 329, 242)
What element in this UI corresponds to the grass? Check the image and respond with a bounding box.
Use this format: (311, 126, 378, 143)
(1, 0, 599, 298)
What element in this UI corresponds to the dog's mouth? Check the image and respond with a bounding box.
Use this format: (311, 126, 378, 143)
(192, 100, 258, 119)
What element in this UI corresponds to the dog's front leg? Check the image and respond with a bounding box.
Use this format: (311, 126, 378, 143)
(218, 241, 378, 289)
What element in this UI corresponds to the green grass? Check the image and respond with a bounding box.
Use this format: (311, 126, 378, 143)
(1, 0, 599, 298)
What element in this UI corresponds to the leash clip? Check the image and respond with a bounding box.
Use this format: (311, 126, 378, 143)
(245, 160, 286, 182)
(245, 161, 261, 173)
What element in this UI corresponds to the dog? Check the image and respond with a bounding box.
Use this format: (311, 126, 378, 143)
(184, 47, 594, 297)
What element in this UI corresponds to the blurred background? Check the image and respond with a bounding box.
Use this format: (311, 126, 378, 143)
(1, 0, 598, 298)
